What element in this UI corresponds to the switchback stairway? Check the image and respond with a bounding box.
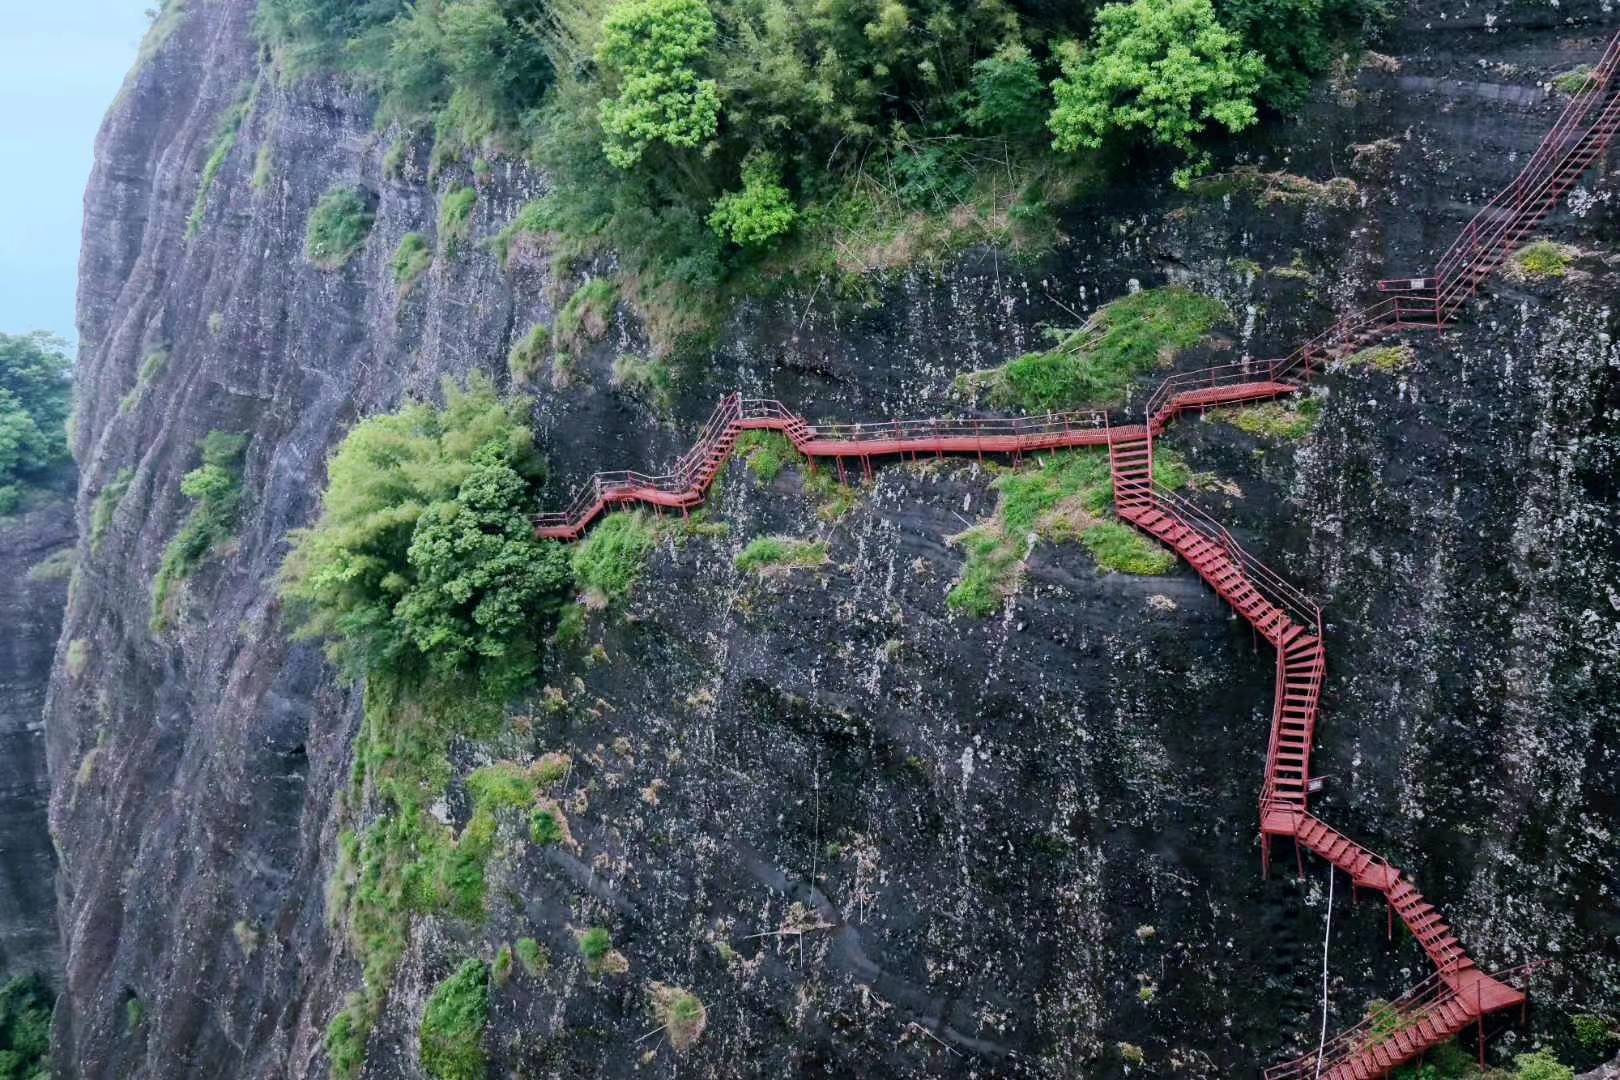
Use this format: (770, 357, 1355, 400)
(533, 29, 1620, 1074)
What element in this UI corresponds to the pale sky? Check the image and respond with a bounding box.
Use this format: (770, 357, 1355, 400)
(0, 4, 152, 347)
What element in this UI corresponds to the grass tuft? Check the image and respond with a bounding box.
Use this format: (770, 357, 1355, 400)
(419, 959, 489, 1080)
(438, 186, 477, 255)
(1224, 397, 1321, 439)
(735, 536, 829, 574)
(570, 511, 657, 603)
(392, 233, 433, 292)
(960, 288, 1227, 412)
(507, 324, 550, 387)
(556, 279, 619, 350)
(650, 985, 707, 1051)
(306, 188, 375, 269)
(1344, 345, 1413, 372)
(1510, 240, 1574, 281)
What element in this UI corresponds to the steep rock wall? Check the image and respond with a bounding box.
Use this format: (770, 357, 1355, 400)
(51, 0, 1620, 1077)
(0, 494, 72, 984)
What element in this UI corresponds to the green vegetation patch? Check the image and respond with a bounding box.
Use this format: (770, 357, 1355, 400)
(1553, 65, 1595, 94)
(1080, 521, 1176, 574)
(26, 548, 74, 583)
(305, 187, 376, 270)
(0, 973, 53, 1079)
(1511, 1052, 1575, 1080)
(1345, 344, 1414, 372)
(610, 354, 674, 412)
(961, 288, 1227, 412)
(1510, 240, 1574, 281)
(1223, 397, 1321, 440)
(392, 233, 433, 292)
(514, 937, 549, 976)
(1188, 167, 1357, 209)
(556, 279, 618, 352)
(119, 349, 169, 415)
(256, 0, 1379, 353)
(91, 468, 134, 552)
(0, 331, 72, 515)
(438, 186, 477, 255)
(1572, 1013, 1617, 1050)
(419, 959, 489, 1080)
(735, 536, 829, 574)
(507, 324, 550, 387)
(251, 143, 273, 191)
(650, 984, 707, 1051)
(947, 448, 1184, 615)
(188, 82, 258, 239)
(570, 510, 658, 604)
(152, 431, 248, 633)
(577, 927, 628, 977)
(491, 199, 557, 268)
(737, 431, 792, 484)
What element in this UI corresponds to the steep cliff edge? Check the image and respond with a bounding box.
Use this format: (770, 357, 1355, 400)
(51, 1, 1619, 1078)
(0, 493, 72, 984)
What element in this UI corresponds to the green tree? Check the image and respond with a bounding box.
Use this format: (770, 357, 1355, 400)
(966, 42, 1048, 137)
(0, 973, 53, 1080)
(1218, 0, 1380, 109)
(394, 444, 571, 698)
(0, 331, 72, 512)
(280, 376, 569, 697)
(595, 0, 722, 168)
(1049, 0, 1266, 184)
(708, 151, 797, 247)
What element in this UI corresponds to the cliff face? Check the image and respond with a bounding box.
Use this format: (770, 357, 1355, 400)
(0, 494, 72, 984)
(51, 0, 1619, 1078)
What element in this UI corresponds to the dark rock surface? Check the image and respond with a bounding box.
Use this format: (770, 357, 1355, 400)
(0, 494, 72, 984)
(48, 0, 1620, 1077)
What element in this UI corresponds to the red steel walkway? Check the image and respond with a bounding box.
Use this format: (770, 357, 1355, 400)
(534, 32, 1620, 1076)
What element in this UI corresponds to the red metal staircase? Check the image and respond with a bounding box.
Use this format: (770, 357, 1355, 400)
(531, 29, 1620, 1072)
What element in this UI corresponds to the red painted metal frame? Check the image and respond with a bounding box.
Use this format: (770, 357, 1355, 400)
(530, 29, 1620, 1073)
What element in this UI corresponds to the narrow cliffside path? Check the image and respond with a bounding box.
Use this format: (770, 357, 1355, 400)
(535, 32, 1620, 1077)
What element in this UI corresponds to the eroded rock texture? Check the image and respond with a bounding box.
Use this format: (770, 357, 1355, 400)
(49, 0, 1619, 1077)
(0, 493, 72, 983)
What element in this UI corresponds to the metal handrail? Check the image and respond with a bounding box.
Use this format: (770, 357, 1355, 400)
(1262, 962, 1540, 1080)
(1434, 38, 1620, 289)
(1433, 94, 1620, 313)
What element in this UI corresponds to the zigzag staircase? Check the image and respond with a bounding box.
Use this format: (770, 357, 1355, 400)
(533, 28, 1620, 1073)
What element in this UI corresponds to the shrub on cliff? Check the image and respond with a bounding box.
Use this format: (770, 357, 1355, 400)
(305, 186, 376, 269)
(280, 376, 570, 699)
(0, 331, 72, 515)
(419, 959, 489, 1080)
(152, 430, 249, 632)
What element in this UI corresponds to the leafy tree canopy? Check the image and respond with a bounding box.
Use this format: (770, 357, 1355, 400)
(708, 151, 797, 247)
(0, 974, 52, 1080)
(0, 331, 72, 513)
(280, 376, 570, 698)
(595, 0, 721, 168)
(1049, 0, 1266, 183)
